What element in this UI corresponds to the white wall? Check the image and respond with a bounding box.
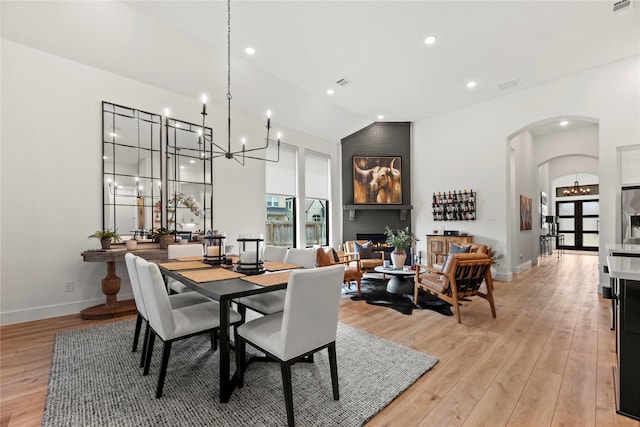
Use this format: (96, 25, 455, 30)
(510, 130, 537, 271)
(0, 40, 340, 325)
(535, 125, 598, 166)
(413, 56, 640, 284)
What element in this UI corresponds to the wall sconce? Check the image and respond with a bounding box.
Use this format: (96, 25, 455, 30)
(236, 234, 264, 275)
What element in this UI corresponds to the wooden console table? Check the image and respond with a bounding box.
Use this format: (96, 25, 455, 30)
(80, 244, 169, 320)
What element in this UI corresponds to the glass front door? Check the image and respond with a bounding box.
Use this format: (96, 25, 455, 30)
(556, 199, 599, 251)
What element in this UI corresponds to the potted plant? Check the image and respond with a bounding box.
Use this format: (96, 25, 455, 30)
(152, 227, 176, 249)
(488, 247, 504, 278)
(89, 229, 121, 250)
(384, 226, 417, 269)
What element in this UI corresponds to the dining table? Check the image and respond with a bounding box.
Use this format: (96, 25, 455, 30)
(157, 259, 301, 403)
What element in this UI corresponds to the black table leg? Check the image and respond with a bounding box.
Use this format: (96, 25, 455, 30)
(219, 301, 232, 402)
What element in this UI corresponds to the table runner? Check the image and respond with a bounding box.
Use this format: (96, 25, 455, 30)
(158, 261, 211, 271)
(263, 261, 302, 272)
(241, 271, 291, 287)
(179, 269, 246, 283)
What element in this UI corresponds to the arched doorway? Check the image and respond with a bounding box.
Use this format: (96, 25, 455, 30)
(506, 116, 599, 272)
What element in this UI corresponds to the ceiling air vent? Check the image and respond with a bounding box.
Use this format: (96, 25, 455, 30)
(497, 79, 519, 91)
(336, 78, 352, 87)
(612, 0, 632, 13)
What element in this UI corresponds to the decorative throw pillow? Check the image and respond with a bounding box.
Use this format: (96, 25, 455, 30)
(442, 244, 471, 272)
(353, 241, 373, 259)
(331, 248, 341, 263)
(316, 247, 334, 266)
(450, 244, 471, 255)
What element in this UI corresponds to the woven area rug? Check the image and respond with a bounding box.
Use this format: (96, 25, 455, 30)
(43, 320, 438, 426)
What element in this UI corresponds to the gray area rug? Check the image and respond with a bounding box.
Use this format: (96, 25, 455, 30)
(43, 320, 437, 426)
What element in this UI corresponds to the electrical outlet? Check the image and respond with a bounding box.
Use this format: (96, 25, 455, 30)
(64, 281, 74, 292)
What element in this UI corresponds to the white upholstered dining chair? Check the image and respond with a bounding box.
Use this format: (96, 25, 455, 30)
(166, 244, 204, 293)
(234, 246, 290, 318)
(262, 245, 288, 262)
(284, 248, 317, 268)
(134, 257, 242, 398)
(124, 253, 213, 369)
(235, 264, 345, 427)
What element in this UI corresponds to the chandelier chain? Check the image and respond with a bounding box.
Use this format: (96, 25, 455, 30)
(227, 0, 231, 100)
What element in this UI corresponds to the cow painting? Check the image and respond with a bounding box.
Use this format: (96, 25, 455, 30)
(353, 156, 402, 204)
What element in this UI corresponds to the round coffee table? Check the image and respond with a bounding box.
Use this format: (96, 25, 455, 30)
(373, 266, 422, 294)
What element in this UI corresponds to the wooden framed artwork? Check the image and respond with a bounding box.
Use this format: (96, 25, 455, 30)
(353, 156, 402, 204)
(520, 195, 532, 231)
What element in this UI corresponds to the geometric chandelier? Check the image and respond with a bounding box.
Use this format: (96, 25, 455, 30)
(199, 0, 281, 166)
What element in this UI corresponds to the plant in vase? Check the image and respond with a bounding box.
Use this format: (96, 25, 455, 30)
(488, 247, 503, 278)
(384, 226, 417, 269)
(152, 227, 176, 249)
(89, 229, 121, 250)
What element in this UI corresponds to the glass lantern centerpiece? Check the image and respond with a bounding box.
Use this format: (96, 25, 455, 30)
(236, 234, 264, 275)
(204, 231, 226, 266)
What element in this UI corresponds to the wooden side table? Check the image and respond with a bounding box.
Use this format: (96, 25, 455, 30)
(80, 245, 169, 319)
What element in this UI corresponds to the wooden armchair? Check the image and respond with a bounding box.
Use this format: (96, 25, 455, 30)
(343, 240, 384, 272)
(414, 253, 496, 324)
(316, 247, 363, 297)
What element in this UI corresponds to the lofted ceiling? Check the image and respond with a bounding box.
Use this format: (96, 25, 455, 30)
(2, 1, 639, 142)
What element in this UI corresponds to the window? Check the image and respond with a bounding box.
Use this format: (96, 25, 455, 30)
(266, 145, 297, 247)
(305, 151, 330, 247)
(265, 194, 295, 247)
(305, 199, 328, 246)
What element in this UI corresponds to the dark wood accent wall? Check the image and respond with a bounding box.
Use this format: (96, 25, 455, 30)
(341, 122, 412, 242)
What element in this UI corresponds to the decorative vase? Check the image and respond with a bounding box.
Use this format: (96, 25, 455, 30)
(100, 238, 111, 250)
(158, 235, 174, 249)
(391, 249, 406, 269)
(490, 265, 497, 278)
(125, 239, 138, 251)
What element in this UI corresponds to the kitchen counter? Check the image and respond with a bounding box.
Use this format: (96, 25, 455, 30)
(607, 256, 640, 281)
(606, 243, 640, 256)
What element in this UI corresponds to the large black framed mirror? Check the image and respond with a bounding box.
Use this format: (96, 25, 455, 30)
(102, 102, 162, 237)
(165, 117, 214, 239)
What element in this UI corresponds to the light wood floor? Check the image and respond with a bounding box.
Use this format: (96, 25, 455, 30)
(1, 253, 639, 426)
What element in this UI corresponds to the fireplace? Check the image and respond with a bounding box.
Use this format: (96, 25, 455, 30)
(356, 233, 388, 247)
(355, 233, 413, 264)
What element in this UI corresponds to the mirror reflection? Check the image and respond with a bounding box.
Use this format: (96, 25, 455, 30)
(166, 118, 213, 237)
(102, 102, 162, 237)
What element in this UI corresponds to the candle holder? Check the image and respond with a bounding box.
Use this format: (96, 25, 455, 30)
(236, 234, 264, 275)
(204, 234, 226, 266)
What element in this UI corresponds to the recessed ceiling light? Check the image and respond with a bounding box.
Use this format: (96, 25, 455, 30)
(245, 47, 255, 55)
(466, 81, 477, 89)
(560, 120, 569, 126)
(109, 132, 117, 137)
(326, 89, 335, 95)
(190, 160, 195, 164)
(377, 115, 384, 120)
(424, 35, 437, 45)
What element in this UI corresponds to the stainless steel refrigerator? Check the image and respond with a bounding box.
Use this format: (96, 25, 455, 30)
(622, 185, 640, 244)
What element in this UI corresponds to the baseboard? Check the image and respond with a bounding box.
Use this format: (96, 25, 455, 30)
(494, 271, 513, 281)
(514, 260, 532, 273)
(0, 292, 134, 326)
